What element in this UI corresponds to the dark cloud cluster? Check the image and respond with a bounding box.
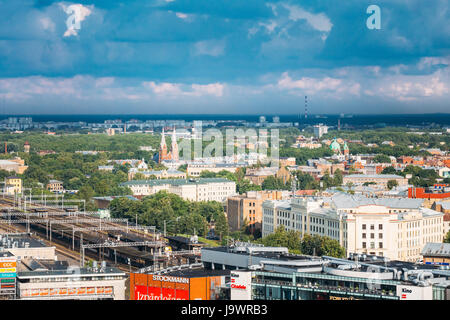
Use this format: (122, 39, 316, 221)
(0, 0, 448, 113)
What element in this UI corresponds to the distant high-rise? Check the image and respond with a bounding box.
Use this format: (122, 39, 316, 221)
(272, 116, 280, 123)
(259, 116, 266, 123)
(313, 124, 328, 138)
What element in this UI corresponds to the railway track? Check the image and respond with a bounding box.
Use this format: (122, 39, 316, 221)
(0, 196, 170, 272)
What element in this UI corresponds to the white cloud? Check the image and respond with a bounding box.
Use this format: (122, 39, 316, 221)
(277, 72, 359, 97)
(259, 21, 277, 34)
(143, 81, 224, 97)
(193, 39, 225, 57)
(249, 3, 332, 41)
(175, 12, 189, 19)
(143, 81, 183, 95)
(95, 77, 115, 87)
(378, 75, 448, 101)
(282, 4, 333, 32)
(190, 83, 224, 97)
(417, 56, 450, 70)
(39, 17, 55, 32)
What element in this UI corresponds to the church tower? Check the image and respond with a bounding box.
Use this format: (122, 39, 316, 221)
(159, 128, 168, 163)
(343, 141, 349, 157)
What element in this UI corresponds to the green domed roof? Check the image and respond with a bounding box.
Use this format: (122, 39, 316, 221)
(330, 138, 341, 152)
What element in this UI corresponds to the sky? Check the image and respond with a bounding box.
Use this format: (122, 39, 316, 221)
(0, 0, 448, 115)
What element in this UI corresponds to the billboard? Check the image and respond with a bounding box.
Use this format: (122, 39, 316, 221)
(134, 284, 189, 300)
(130, 273, 225, 300)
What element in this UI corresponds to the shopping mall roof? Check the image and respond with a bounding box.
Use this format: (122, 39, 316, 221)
(158, 268, 230, 278)
(17, 266, 126, 279)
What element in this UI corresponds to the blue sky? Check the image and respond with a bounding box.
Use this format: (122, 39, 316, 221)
(0, 0, 448, 114)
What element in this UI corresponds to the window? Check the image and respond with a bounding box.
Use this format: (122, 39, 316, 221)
(362, 233, 366, 239)
(370, 225, 374, 230)
(379, 233, 383, 239)
(362, 242, 366, 248)
(379, 224, 383, 230)
(371, 233, 375, 239)
(362, 224, 366, 230)
(379, 242, 383, 249)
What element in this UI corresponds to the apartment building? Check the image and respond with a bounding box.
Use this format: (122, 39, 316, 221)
(187, 163, 241, 177)
(4, 176, 22, 195)
(46, 180, 64, 193)
(226, 190, 287, 234)
(262, 194, 444, 262)
(128, 168, 186, 180)
(343, 174, 408, 187)
(121, 178, 236, 202)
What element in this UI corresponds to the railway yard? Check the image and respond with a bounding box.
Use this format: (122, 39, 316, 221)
(0, 195, 202, 273)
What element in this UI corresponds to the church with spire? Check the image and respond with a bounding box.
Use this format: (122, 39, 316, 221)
(158, 127, 179, 163)
(329, 137, 350, 158)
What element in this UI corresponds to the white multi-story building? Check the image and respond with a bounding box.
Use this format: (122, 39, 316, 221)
(313, 124, 328, 138)
(262, 194, 444, 262)
(121, 178, 236, 202)
(187, 163, 243, 177)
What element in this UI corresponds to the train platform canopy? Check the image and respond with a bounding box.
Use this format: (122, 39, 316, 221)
(166, 235, 204, 247)
(93, 196, 139, 202)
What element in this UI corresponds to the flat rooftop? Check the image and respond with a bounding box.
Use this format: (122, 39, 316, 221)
(0, 234, 49, 250)
(156, 268, 230, 278)
(121, 177, 234, 186)
(203, 246, 322, 262)
(17, 266, 126, 279)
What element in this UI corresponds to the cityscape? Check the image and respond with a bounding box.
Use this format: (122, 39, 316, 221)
(0, 0, 449, 311)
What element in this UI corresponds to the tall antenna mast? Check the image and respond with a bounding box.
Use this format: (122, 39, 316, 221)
(304, 96, 308, 119)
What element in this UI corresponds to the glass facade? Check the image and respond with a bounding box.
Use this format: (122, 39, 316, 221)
(251, 271, 400, 300)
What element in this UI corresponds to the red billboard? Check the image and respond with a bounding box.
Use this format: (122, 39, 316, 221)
(134, 285, 189, 300)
